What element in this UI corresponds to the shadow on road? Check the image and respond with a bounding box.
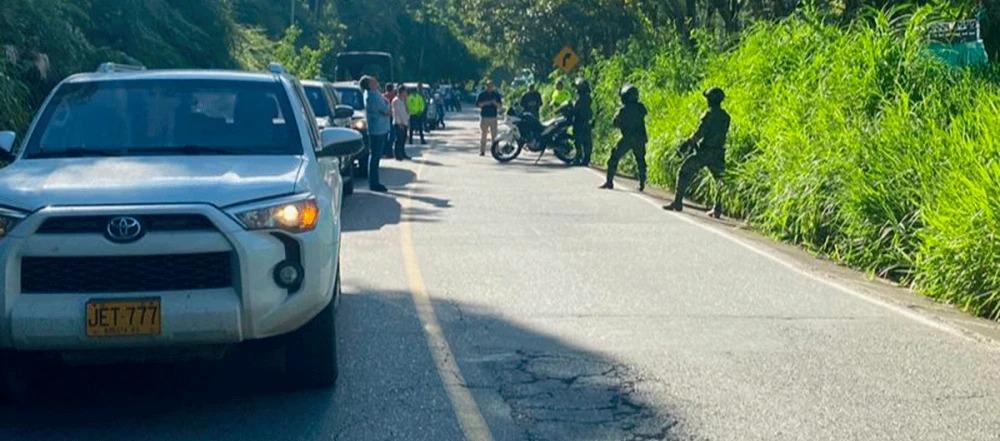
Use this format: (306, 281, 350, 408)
(0, 292, 683, 441)
(341, 192, 402, 232)
(342, 165, 451, 232)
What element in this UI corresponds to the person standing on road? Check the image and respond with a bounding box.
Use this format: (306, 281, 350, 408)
(520, 83, 542, 116)
(433, 91, 446, 129)
(391, 87, 411, 161)
(572, 78, 593, 167)
(383, 83, 398, 157)
(361, 75, 391, 193)
(600, 84, 648, 191)
(407, 87, 427, 145)
(383, 83, 397, 107)
(476, 81, 503, 156)
(664, 87, 731, 218)
(549, 80, 571, 112)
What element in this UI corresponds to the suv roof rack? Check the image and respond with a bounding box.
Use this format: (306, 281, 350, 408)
(268, 62, 287, 75)
(96, 62, 146, 74)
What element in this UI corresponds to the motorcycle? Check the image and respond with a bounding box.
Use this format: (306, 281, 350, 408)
(491, 104, 579, 164)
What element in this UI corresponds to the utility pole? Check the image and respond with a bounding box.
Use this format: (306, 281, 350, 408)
(290, 0, 295, 28)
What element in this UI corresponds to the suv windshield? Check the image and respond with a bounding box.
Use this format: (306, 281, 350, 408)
(24, 79, 302, 158)
(334, 87, 365, 111)
(303, 85, 332, 118)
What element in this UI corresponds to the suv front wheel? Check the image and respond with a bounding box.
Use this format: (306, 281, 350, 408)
(284, 265, 340, 389)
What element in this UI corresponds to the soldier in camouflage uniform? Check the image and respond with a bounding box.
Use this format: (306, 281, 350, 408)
(600, 84, 648, 191)
(572, 78, 594, 166)
(664, 87, 731, 218)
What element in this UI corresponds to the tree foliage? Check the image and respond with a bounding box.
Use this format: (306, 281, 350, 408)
(0, 0, 486, 132)
(452, 0, 989, 78)
(273, 26, 334, 79)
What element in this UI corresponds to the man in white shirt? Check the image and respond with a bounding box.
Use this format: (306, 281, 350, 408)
(391, 87, 411, 161)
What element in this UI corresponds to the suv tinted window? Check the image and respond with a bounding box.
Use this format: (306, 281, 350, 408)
(24, 79, 303, 158)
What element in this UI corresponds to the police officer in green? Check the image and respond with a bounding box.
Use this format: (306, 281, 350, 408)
(599, 84, 647, 191)
(663, 87, 731, 218)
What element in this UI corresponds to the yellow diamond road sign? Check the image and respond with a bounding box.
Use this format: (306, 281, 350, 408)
(553, 46, 580, 73)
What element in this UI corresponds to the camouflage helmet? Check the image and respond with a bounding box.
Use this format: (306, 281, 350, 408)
(620, 84, 639, 103)
(704, 87, 725, 105)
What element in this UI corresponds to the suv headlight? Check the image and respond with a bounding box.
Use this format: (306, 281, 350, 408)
(0, 207, 25, 239)
(235, 198, 319, 233)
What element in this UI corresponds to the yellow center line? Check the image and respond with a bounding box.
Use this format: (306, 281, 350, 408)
(399, 147, 495, 441)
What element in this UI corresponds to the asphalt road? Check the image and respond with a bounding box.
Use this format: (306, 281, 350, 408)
(3, 110, 1000, 441)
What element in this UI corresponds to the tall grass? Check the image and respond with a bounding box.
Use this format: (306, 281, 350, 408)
(584, 7, 1000, 321)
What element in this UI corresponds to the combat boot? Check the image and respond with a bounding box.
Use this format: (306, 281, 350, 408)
(708, 203, 723, 219)
(663, 201, 683, 212)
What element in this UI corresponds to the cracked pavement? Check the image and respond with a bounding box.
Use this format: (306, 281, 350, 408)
(2, 110, 999, 440)
(493, 351, 676, 440)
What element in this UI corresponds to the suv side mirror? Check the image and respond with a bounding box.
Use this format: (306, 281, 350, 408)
(0, 131, 16, 161)
(333, 105, 354, 120)
(317, 127, 364, 158)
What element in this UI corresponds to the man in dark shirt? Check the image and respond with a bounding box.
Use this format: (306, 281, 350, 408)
(520, 83, 542, 116)
(572, 78, 593, 166)
(664, 87, 732, 218)
(600, 84, 647, 191)
(476, 81, 503, 156)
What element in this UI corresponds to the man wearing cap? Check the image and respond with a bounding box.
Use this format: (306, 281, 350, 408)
(664, 87, 731, 218)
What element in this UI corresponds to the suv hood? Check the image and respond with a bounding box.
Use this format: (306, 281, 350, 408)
(0, 156, 304, 211)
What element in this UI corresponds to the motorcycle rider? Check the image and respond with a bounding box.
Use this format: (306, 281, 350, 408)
(600, 84, 647, 191)
(572, 78, 593, 166)
(663, 87, 731, 218)
(520, 83, 543, 116)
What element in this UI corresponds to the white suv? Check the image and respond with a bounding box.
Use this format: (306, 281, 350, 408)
(0, 63, 362, 394)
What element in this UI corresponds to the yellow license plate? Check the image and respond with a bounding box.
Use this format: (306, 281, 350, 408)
(86, 299, 161, 337)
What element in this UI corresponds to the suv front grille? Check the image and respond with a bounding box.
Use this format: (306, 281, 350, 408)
(21, 253, 233, 294)
(36, 214, 215, 235)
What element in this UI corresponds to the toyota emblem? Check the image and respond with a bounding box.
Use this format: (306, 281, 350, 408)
(105, 216, 144, 243)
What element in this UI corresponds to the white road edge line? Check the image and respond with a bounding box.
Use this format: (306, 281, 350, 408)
(400, 147, 496, 441)
(586, 168, 974, 342)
